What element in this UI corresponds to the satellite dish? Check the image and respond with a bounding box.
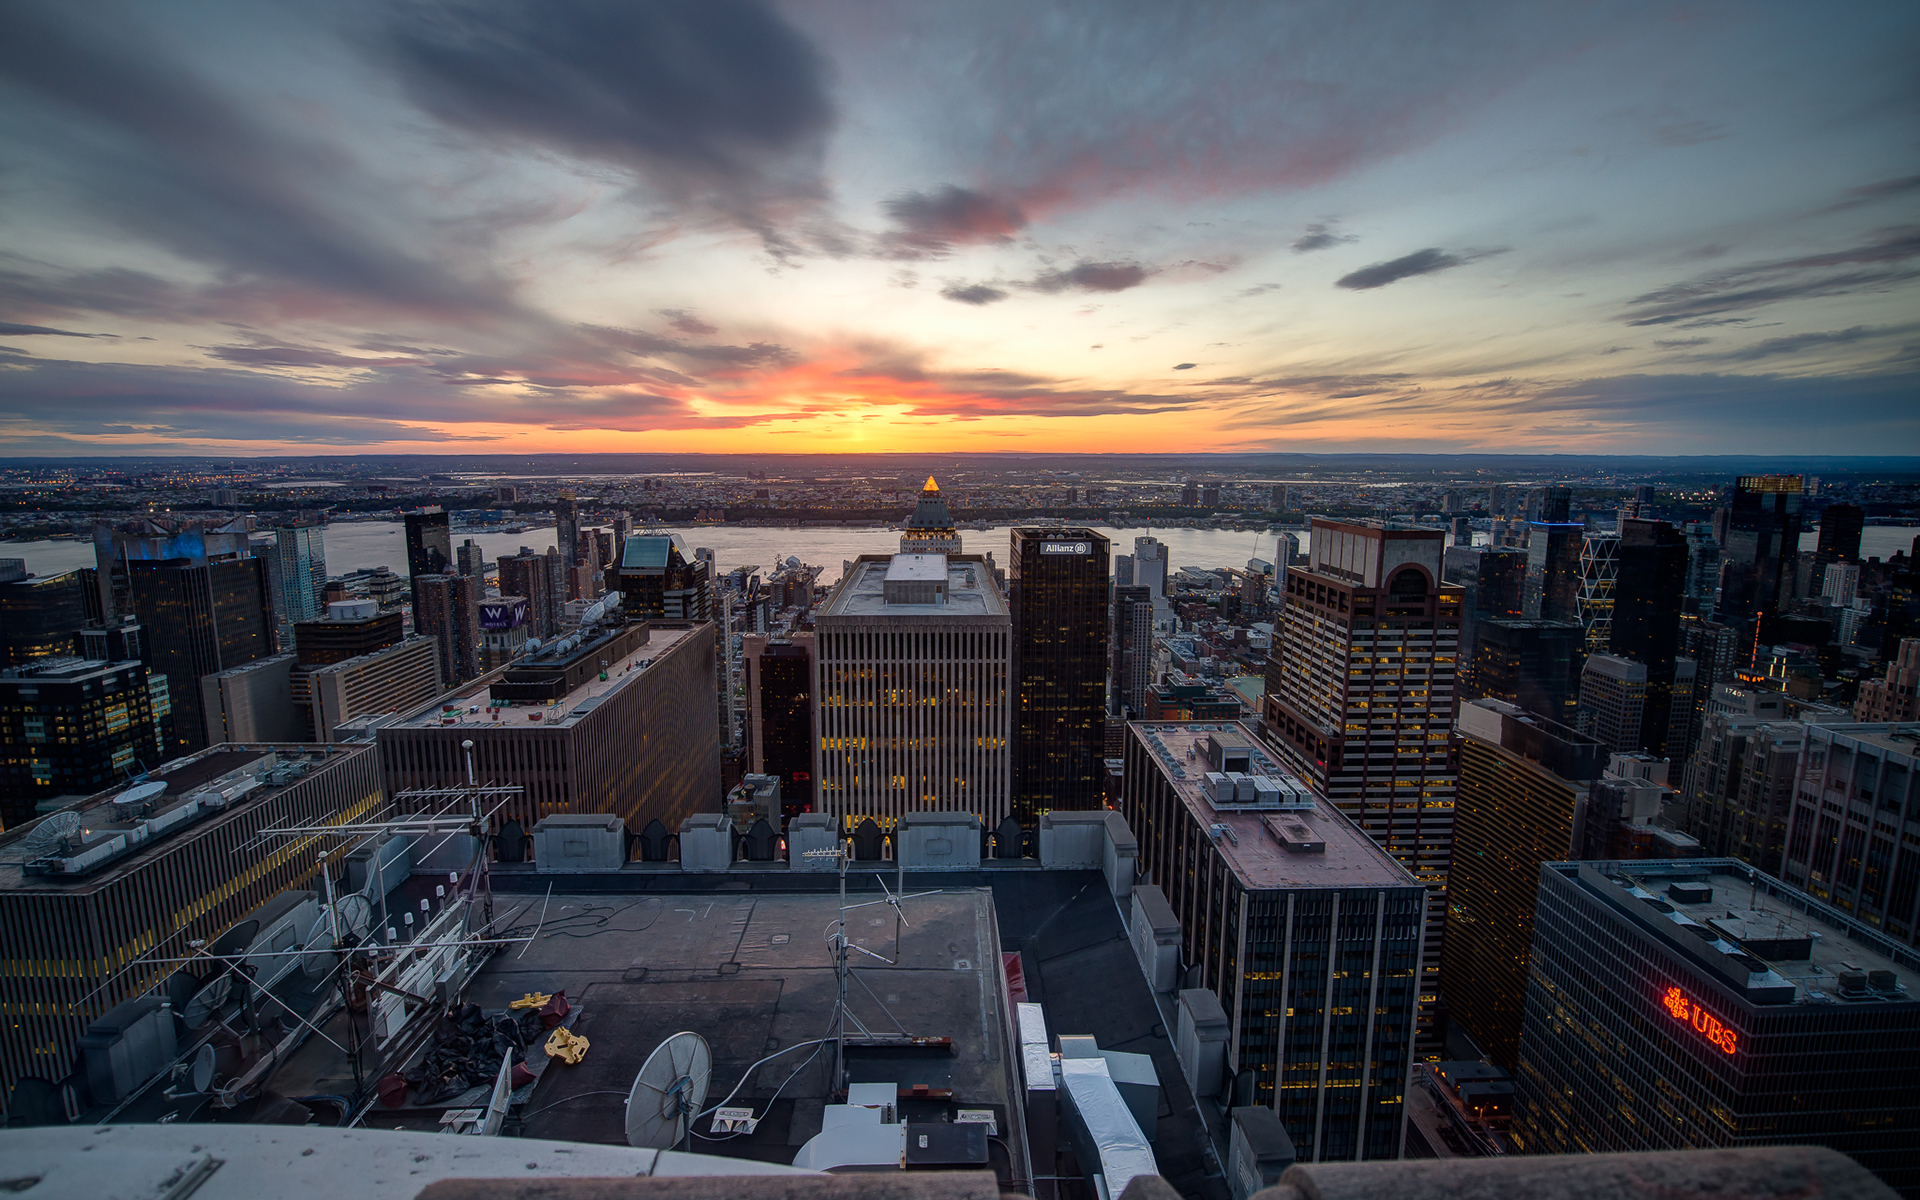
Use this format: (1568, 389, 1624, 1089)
(192, 1041, 241, 1093)
(111, 780, 167, 816)
(333, 893, 373, 940)
(299, 921, 336, 979)
(19, 811, 82, 857)
(624, 1031, 711, 1149)
(181, 972, 233, 1030)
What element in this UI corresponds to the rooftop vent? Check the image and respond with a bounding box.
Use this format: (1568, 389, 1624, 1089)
(1266, 817, 1324, 855)
(1668, 882, 1712, 905)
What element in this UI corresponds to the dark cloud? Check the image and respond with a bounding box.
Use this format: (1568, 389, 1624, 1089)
(1817, 174, 1920, 214)
(1623, 227, 1920, 325)
(1173, 363, 1197, 370)
(1335, 247, 1506, 290)
(382, 0, 833, 206)
(940, 282, 1010, 306)
(1653, 337, 1711, 349)
(1292, 222, 1358, 253)
(204, 343, 432, 369)
(1028, 261, 1150, 294)
(658, 310, 719, 337)
(881, 186, 1027, 258)
(1710, 324, 1919, 362)
(0, 6, 520, 323)
(1236, 283, 1282, 298)
(0, 321, 113, 338)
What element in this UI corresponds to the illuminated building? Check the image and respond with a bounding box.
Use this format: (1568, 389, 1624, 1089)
(1445, 699, 1608, 1069)
(614, 534, 711, 621)
(1010, 528, 1110, 822)
(743, 633, 815, 821)
(498, 549, 560, 639)
(899, 476, 963, 555)
(0, 657, 171, 828)
(1577, 533, 1618, 652)
(814, 553, 1010, 826)
(0, 569, 87, 667)
(1260, 519, 1459, 1046)
(1513, 859, 1919, 1197)
(1466, 618, 1584, 727)
(1122, 720, 1423, 1160)
(126, 554, 274, 757)
(478, 595, 530, 670)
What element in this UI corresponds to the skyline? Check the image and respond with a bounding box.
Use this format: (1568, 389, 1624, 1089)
(2, 1, 1918, 457)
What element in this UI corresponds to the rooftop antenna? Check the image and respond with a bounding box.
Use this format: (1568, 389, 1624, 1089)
(624, 1031, 712, 1151)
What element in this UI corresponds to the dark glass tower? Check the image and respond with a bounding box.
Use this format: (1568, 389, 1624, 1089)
(1467, 618, 1584, 725)
(746, 635, 814, 823)
(127, 556, 273, 755)
(403, 508, 453, 619)
(1009, 527, 1110, 823)
(0, 570, 87, 666)
(1816, 503, 1864, 562)
(1523, 523, 1584, 622)
(1110, 584, 1153, 718)
(1613, 518, 1690, 759)
(1715, 475, 1803, 634)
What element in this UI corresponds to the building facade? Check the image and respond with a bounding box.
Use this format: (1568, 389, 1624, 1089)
(126, 555, 274, 757)
(1513, 859, 1919, 1197)
(294, 636, 443, 741)
(0, 658, 170, 827)
(615, 534, 711, 622)
(1466, 618, 1584, 727)
(1123, 720, 1424, 1161)
(1779, 722, 1920, 947)
(814, 554, 1011, 827)
(413, 573, 480, 686)
(743, 633, 815, 822)
(1111, 584, 1154, 718)
(1260, 519, 1459, 1044)
(1855, 638, 1920, 722)
(1010, 528, 1110, 822)
(1716, 475, 1803, 634)
(498, 549, 560, 639)
(0, 570, 88, 667)
(402, 508, 452, 619)
(899, 476, 963, 555)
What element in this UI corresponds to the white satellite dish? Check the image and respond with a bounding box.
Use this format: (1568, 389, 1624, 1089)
(111, 780, 167, 815)
(623, 1031, 711, 1150)
(19, 811, 82, 857)
(333, 893, 373, 940)
(180, 972, 233, 1030)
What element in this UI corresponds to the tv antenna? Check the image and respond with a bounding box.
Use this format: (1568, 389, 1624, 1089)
(807, 841, 941, 1094)
(624, 1031, 712, 1151)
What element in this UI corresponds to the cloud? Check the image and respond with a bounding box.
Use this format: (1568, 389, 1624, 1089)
(940, 282, 1010, 306)
(1708, 324, 1920, 362)
(1816, 174, 1920, 215)
(658, 310, 718, 337)
(1028, 261, 1150, 294)
(1623, 227, 1920, 325)
(1292, 222, 1357, 253)
(1335, 247, 1506, 290)
(881, 186, 1028, 258)
(380, 0, 833, 212)
(0, 321, 114, 338)
(1653, 337, 1711, 349)
(1173, 363, 1197, 370)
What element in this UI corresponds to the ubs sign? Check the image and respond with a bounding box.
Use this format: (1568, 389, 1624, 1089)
(1661, 985, 1737, 1054)
(1042, 541, 1092, 555)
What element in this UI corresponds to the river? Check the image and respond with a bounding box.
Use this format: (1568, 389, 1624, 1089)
(7, 522, 1917, 587)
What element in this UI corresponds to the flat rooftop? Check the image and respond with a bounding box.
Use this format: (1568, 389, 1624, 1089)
(1132, 722, 1420, 892)
(1815, 723, 1920, 759)
(389, 624, 697, 730)
(823, 556, 1006, 619)
(1578, 861, 1917, 1007)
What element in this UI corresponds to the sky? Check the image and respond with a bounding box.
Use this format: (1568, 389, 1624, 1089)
(0, 0, 1916, 458)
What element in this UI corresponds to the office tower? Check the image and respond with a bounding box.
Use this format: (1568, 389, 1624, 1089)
(1271, 483, 1287, 511)
(73, 621, 144, 664)
(292, 599, 405, 664)
(1525, 485, 1571, 525)
(402, 508, 452, 620)
(1009, 529, 1110, 821)
(1261, 519, 1459, 1044)
(198, 654, 300, 744)
(555, 491, 581, 567)
(1442, 545, 1527, 693)
(1442, 489, 1462, 514)
(1200, 483, 1221, 507)
(1446, 699, 1608, 1068)
(0, 743, 378, 1092)
(1467, 619, 1584, 725)
(1855, 639, 1920, 721)
(0, 570, 87, 666)
(456, 538, 484, 580)
(1576, 654, 1694, 759)
(498, 550, 558, 639)
(1113, 554, 1135, 586)
(897, 476, 963, 555)
(544, 546, 567, 615)
(590, 528, 614, 576)
(612, 512, 632, 558)
(1111, 586, 1154, 718)
(1576, 532, 1618, 652)
(1681, 705, 1835, 875)
(1781, 722, 1920, 945)
(294, 635, 442, 741)
(1818, 503, 1865, 562)
(477, 595, 530, 669)
(268, 522, 326, 625)
(1681, 522, 1719, 614)
(1611, 518, 1691, 759)
(1522, 521, 1583, 621)
(1181, 481, 1199, 506)
(0, 658, 170, 827)
(91, 516, 252, 623)
(127, 555, 274, 757)
(378, 622, 720, 831)
(1513, 859, 1919, 1196)
(1133, 537, 1168, 599)
(1122, 720, 1423, 1160)
(615, 534, 711, 621)
(1678, 615, 1742, 762)
(1823, 561, 1862, 608)
(814, 554, 1010, 826)
(413, 573, 480, 685)
(743, 633, 815, 821)
(1715, 474, 1803, 633)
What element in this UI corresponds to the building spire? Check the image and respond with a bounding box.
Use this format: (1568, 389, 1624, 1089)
(924, 475, 939, 493)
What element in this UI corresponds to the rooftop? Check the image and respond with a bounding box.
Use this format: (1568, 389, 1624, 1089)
(388, 624, 697, 730)
(1131, 721, 1420, 892)
(823, 556, 1005, 619)
(1571, 860, 1918, 1008)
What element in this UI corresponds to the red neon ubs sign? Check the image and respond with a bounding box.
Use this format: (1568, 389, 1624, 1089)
(1661, 986, 1737, 1055)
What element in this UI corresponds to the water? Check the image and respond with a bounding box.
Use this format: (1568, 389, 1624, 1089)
(7, 522, 1916, 586)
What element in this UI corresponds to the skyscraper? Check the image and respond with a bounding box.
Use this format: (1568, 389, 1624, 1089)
(0, 657, 171, 826)
(1779, 721, 1920, 946)
(555, 491, 581, 568)
(1576, 532, 1618, 652)
(126, 554, 274, 756)
(744, 633, 815, 822)
(1009, 528, 1110, 821)
(1446, 698, 1608, 1068)
(402, 507, 452, 620)
(1133, 536, 1168, 599)
(1817, 503, 1865, 563)
(1522, 521, 1583, 622)
(1681, 521, 1721, 614)
(615, 534, 711, 621)
(899, 476, 962, 555)
(1111, 584, 1154, 718)
(413, 573, 479, 686)
(1261, 519, 1460, 1044)
(1610, 517, 1692, 760)
(1466, 618, 1584, 726)
(814, 553, 1010, 826)
(1715, 474, 1803, 636)
(1442, 544, 1527, 694)
(498, 549, 559, 638)
(0, 569, 87, 666)
(270, 522, 326, 625)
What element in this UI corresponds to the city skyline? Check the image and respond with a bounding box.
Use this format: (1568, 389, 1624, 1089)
(2, 1, 1917, 459)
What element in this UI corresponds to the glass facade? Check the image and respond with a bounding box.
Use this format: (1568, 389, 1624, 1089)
(748, 637, 815, 821)
(1010, 528, 1110, 823)
(0, 659, 169, 826)
(128, 557, 273, 756)
(403, 508, 452, 618)
(0, 571, 87, 666)
(1514, 860, 1920, 1198)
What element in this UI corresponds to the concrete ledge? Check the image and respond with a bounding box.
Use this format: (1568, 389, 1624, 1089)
(418, 1171, 1004, 1200)
(1257, 1146, 1896, 1200)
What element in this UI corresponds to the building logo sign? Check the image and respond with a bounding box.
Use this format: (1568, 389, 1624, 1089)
(1042, 542, 1091, 555)
(1661, 986, 1737, 1054)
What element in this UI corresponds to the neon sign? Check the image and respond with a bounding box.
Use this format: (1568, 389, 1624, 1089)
(1661, 986, 1737, 1055)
